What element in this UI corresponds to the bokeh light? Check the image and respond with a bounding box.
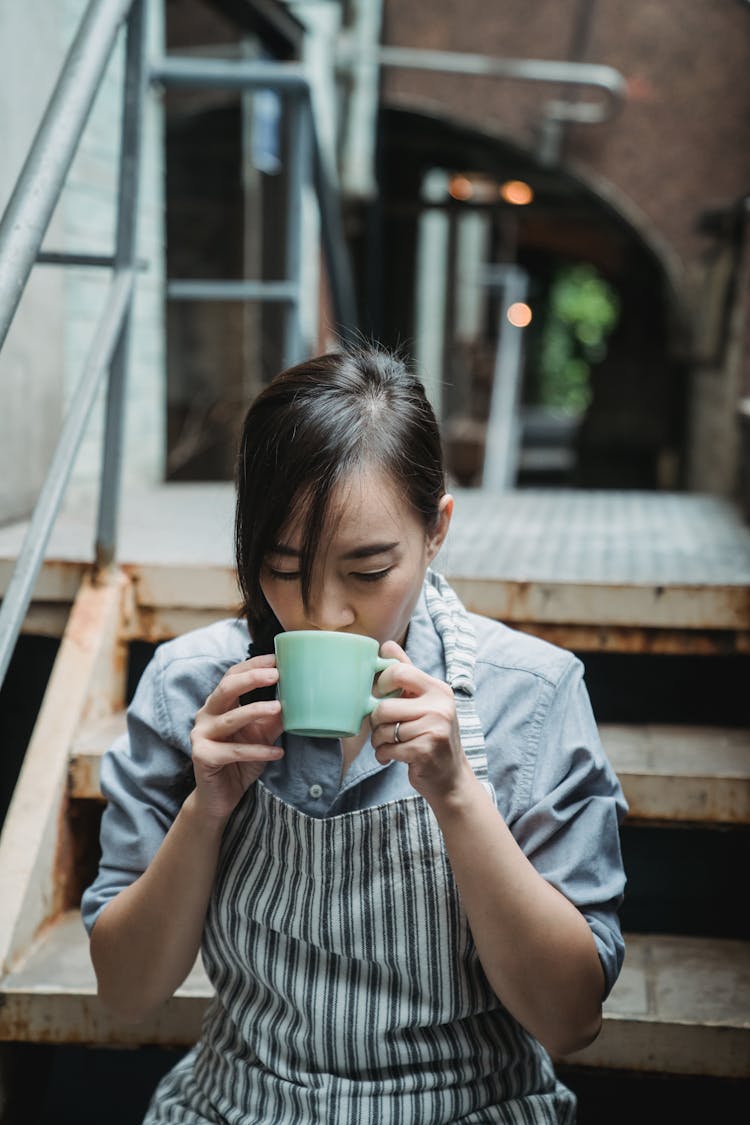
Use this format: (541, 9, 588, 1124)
(448, 174, 474, 200)
(507, 302, 533, 327)
(499, 179, 534, 205)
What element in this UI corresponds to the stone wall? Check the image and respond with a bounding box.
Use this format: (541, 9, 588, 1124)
(0, 1, 66, 524)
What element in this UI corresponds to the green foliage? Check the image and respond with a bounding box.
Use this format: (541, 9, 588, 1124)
(536, 264, 620, 412)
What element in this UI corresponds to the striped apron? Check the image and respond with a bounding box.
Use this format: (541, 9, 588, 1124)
(144, 572, 576, 1123)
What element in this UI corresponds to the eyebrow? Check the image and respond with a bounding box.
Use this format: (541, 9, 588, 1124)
(270, 541, 399, 560)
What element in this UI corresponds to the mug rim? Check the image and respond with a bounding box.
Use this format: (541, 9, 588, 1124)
(275, 629, 378, 647)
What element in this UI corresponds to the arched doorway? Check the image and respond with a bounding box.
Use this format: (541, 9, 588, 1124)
(363, 106, 689, 490)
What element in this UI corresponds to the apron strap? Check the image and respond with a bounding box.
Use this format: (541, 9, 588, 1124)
(423, 569, 489, 782)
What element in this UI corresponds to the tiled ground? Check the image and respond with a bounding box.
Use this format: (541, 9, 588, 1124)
(2, 486, 749, 587)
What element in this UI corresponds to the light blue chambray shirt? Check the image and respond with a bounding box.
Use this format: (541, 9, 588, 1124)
(81, 584, 628, 996)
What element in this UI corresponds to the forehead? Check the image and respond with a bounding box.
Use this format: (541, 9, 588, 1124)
(283, 465, 418, 548)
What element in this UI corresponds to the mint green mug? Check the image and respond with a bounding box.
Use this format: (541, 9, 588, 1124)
(274, 630, 399, 738)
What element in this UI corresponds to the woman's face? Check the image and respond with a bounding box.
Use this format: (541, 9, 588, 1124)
(260, 466, 453, 647)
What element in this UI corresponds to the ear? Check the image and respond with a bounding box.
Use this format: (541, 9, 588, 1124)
(425, 493, 454, 562)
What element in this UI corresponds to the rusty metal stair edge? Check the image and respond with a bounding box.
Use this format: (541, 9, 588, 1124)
(0, 571, 130, 977)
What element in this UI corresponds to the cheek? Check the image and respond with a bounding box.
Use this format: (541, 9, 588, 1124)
(260, 580, 296, 627)
(371, 574, 424, 633)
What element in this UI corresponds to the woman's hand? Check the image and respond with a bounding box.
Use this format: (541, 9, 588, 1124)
(369, 641, 476, 806)
(190, 654, 284, 823)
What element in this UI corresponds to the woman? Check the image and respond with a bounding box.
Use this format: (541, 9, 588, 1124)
(82, 347, 627, 1123)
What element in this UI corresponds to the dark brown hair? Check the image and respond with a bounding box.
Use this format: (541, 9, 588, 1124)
(234, 346, 445, 651)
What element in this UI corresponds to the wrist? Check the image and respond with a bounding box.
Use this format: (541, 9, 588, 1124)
(180, 789, 232, 838)
(428, 763, 493, 823)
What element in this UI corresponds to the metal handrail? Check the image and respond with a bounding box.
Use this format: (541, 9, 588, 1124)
(337, 41, 627, 165)
(366, 46, 626, 123)
(0, 0, 143, 689)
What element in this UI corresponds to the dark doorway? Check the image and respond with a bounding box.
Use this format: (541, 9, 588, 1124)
(368, 107, 688, 491)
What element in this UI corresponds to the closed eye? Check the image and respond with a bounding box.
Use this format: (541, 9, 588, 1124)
(352, 568, 392, 582)
(266, 567, 300, 581)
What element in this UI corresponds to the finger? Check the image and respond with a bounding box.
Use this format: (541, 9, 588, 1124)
(369, 697, 425, 729)
(371, 717, 420, 750)
(233, 704, 284, 745)
(205, 665, 279, 714)
(372, 738, 415, 766)
(375, 660, 440, 698)
(226, 653, 277, 674)
(201, 698, 282, 740)
(195, 740, 285, 770)
(379, 640, 411, 663)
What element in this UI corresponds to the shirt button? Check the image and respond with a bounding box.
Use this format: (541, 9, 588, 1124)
(309, 784, 323, 799)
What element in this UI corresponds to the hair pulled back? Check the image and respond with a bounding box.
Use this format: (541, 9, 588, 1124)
(234, 347, 445, 651)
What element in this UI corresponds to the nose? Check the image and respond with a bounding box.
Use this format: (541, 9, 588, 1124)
(305, 581, 355, 631)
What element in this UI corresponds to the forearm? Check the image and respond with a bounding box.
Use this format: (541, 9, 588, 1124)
(89, 791, 227, 1023)
(431, 770, 604, 1056)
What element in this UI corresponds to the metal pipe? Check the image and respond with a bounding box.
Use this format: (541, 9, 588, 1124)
(96, 0, 146, 570)
(306, 96, 359, 341)
(282, 92, 308, 367)
(482, 265, 529, 490)
(167, 280, 299, 302)
(37, 251, 117, 268)
(0, 0, 133, 353)
(150, 55, 308, 91)
(357, 44, 626, 123)
(0, 269, 135, 689)
(36, 251, 148, 268)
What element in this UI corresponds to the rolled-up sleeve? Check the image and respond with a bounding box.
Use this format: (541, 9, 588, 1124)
(80, 645, 191, 936)
(509, 657, 628, 997)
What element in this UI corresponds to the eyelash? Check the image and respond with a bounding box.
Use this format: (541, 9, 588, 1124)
(266, 569, 300, 582)
(354, 568, 392, 583)
(266, 567, 392, 583)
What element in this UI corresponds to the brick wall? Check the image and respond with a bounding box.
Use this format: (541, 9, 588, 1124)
(381, 0, 750, 495)
(382, 0, 750, 278)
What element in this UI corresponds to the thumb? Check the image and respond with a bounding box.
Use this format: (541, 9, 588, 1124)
(380, 639, 411, 664)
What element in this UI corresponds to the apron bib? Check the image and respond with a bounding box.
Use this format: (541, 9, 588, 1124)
(144, 573, 575, 1124)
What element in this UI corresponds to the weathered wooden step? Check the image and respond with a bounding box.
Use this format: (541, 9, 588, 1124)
(0, 910, 207, 1047)
(569, 931, 750, 1077)
(0, 912, 747, 1077)
(68, 712, 126, 800)
(602, 724, 750, 824)
(69, 716, 750, 826)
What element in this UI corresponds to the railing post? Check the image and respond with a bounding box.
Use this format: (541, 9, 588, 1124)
(282, 90, 309, 369)
(95, 0, 147, 571)
(481, 265, 529, 490)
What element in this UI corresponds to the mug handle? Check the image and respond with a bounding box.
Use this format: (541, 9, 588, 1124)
(366, 656, 400, 714)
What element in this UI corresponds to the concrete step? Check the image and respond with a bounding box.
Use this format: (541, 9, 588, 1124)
(0, 912, 747, 1077)
(69, 715, 750, 826)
